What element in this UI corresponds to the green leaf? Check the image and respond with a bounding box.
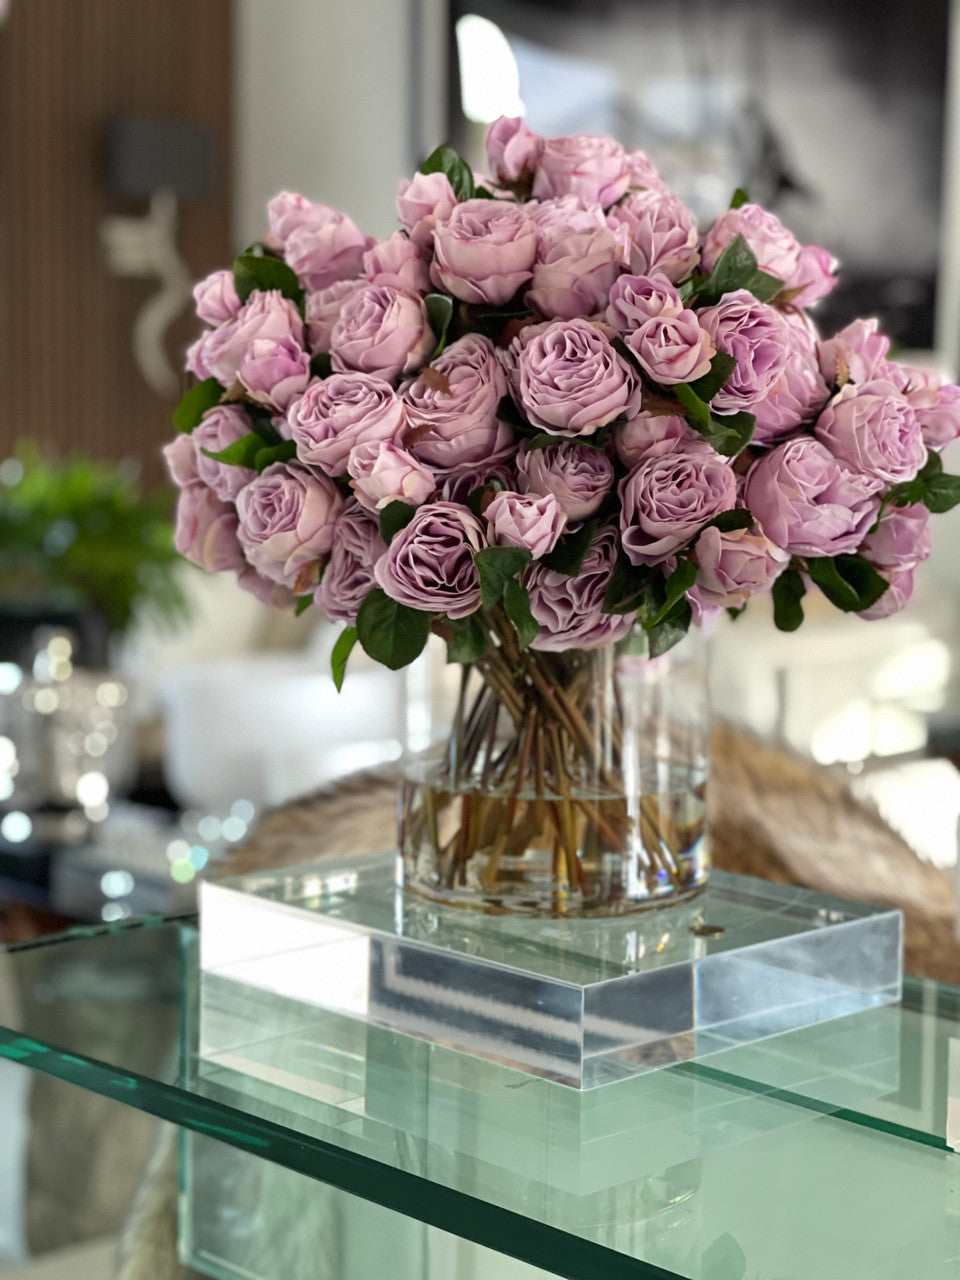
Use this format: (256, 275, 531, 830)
(642, 559, 696, 631)
(674, 381, 711, 427)
(540, 519, 598, 576)
(602, 553, 653, 614)
(173, 378, 222, 433)
(610, 335, 644, 377)
(726, 604, 746, 620)
(200, 433, 297, 472)
(921, 472, 960, 513)
(695, 233, 759, 307)
(419, 144, 475, 202)
(424, 293, 454, 358)
(445, 615, 487, 664)
(310, 351, 333, 380)
(378, 500, 417, 544)
(647, 597, 692, 657)
(687, 352, 737, 403)
(294, 594, 313, 617)
(690, 410, 756, 458)
(524, 432, 564, 451)
(729, 188, 749, 209)
(772, 567, 806, 631)
(233, 252, 304, 306)
(503, 576, 539, 649)
(356, 588, 432, 670)
(807, 554, 888, 613)
(747, 268, 785, 303)
(700, 507, 754, 535)
(474, 545, 532, 609)
(253, 440, 298, 471)
(330, 625, 358, 690)
(677, 274, 709, 305)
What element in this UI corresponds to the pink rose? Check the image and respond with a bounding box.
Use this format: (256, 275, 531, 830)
(814, 379, 925, 486)
(701, 204, 801, 283)
(485, 116, 543, 183)
(525, 196, 608, 235)
(193, 404, 258, 501)
(330, 284, 433, 382)
(287, 373, 405, 477)
(619, 449, 738, 566)
(882, 362, 960, 450)
(403, 334, 513, 469)
(237, 335, 311, 411)
(744, 437, 881, 557)
(624, 149, 666, 193)
(615, 414, 705, 468)
(608, 191, 700, 282)
(606, 273, 683, 331)
(193, 269, 241, 325)
(693, 526, 790, 608)
(236, 565, 296, 611)
(857, 567, 912, 620)
(305, 280, 366, 354)
(532, 134, 629, 207)
(697, 290, 792, 413)
(525, 224, 627, 320)
(787, 244, 837, 307)
(752, 316, 829, 445)
(348, 440, 436, 512)
(174, 482, 246, 573)
(506, 318, 642, 437)
(860, 503, 931, 571)
(395, 171, 458, 249)
(624, 309, 715, 386)
(267, 192, 332, 247)
(818, 319, 890, 389)
(200, 290, 304, 387)
(374, 501, 486, 619)
(517, 440, 614, 522)
(185, 333, 215, 381)
(163, 433, 200, 488)
(315, 500, 386, 624)
(438, 460, 515, 505)
(430, 198, 538, 305)
(363, 232, 430, 294)
(527, 526, 634, 651)
(236, 462, 344, 590)
(283, 209, 368, 293)
(485, 491, 565, 559)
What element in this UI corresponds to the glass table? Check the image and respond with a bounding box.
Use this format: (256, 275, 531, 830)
(0, 913, 958, 1280)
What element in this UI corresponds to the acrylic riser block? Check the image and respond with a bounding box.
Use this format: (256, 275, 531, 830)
(199, 853, 902, 1089)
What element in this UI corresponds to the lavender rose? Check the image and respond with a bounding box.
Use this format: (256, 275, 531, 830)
(201, 290, 304, 387)
(818, 318, 890, 388)
(506, 318, 642, 437)
(430, 199, 538, 305)
(330, 284, 433, 381)
(349, 441, 436, 512)
(403, 334, 513, 469)
(860, 503, 931, 571)
(532, 134, 629, 207)
(236, 462, 344, 590)
(788, 244, 837, 307)
(608, 191, 700, 282)
(485, 116, 543, 183)
(287, 373, 405, 477)
(525, 225, 627, 320)
(395, 171, 457, 248)
(236, 565, 296, 611)
(744, 437, 881, 557)
(697, 290, 792, 413)
(625, 149, 666, 192)
(174, 483, 246, 573)
(193, 405, 258, 501)
(193, 269, 241, 325)
(163, 433, 200, 488)
(752, 315, 829, 445)
(614, 414, 704, 468)
(527, 526, 634, 650)
(517, 440, 613, 521)
(305, 280, 365, 354)
(267, 192, 331, 247)
(624, 309, 715, 386)
(237, 335, 310, 411)
(283, 208, 368, 293)
(438, 460, 516, 505)
(486, 491, 565, 559)
(525, 196, 608, 235)
(606, 273, 682, 331)
(363, 232, 430, 295)
(315, 500, 387, 624)
(883, 362, 960, 450)
(373, 501, 485, 619)
(814, 379, 925, 486)
(692, 526, 789, 608)
(856, 568, 911, 620)
(701, 204, 801, 282)
(619, 449, 738, 566)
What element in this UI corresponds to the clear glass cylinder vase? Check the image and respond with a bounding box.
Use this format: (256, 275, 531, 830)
(399, 627, 710, 916)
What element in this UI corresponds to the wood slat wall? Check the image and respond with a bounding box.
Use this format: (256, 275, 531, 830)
(0, 0, 233, 485)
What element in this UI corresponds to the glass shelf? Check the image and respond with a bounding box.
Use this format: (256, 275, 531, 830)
(0, 913, 958, 1280)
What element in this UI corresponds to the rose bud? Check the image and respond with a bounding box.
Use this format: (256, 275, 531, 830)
(818, 318, 890, 388)
(163, 433, 200, 488)
(486, 490, 566, 559)
(485, 116, 544, 183)
(236, 462, 344, 590)
(349, 440, 436, 512)
(624, 309, 715, 386)
(606, 273, 683, 331)
(395, 171, 458, 249)
(373, 501, 486, 619)
(193, 269, 241, 325)
(287, 373, 405, 477)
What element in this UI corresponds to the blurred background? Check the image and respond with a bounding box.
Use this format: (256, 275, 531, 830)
(0, 2, 959, 1276)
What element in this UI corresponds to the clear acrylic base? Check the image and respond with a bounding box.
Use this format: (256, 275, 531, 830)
(199, 855, 902, 1089)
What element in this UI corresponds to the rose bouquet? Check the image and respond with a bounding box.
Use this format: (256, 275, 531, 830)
(165, 118, 960, 914)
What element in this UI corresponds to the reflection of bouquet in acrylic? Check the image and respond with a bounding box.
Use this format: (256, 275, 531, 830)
(164, 117, 960, 913)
